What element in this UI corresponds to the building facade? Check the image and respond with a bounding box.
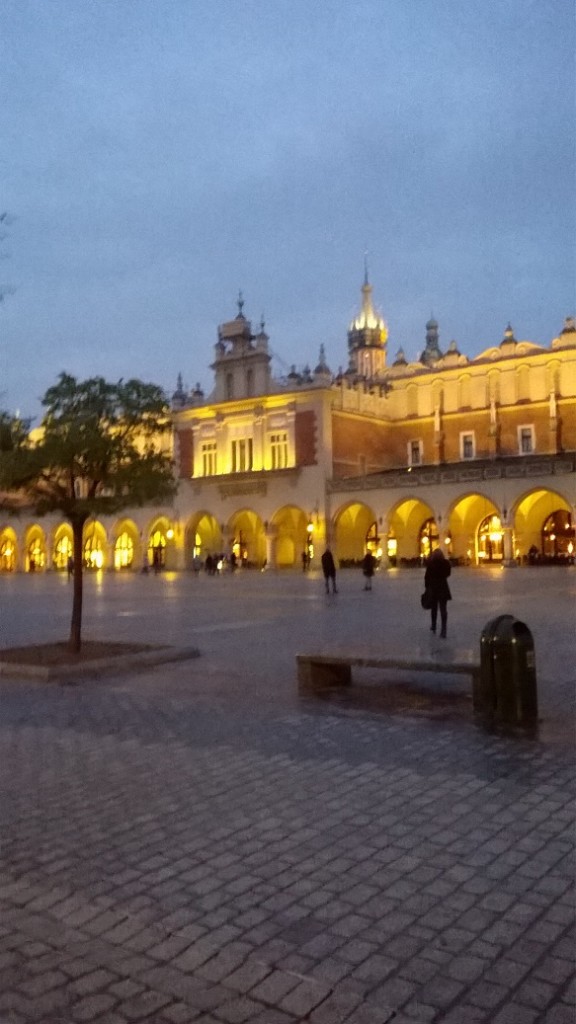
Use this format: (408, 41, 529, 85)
(1, 282, 575, 573)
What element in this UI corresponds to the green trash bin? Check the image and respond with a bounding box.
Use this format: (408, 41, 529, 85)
(478, 614, 513, 717)
(479, 615, 538, 727)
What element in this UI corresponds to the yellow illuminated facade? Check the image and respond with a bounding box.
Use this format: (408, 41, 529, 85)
(2, 283, 575, 571)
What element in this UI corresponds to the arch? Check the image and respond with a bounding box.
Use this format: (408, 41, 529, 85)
(184, 511, 222, 568)
(24, 524, 47, 572)
(457, 373, 472, 409)
(513, 488, 572, 563)
(447, 492, 500, 565)
(146, 514, 173, 571)
(333, 501, 377, 563)
(270, 505, 309, 568)
(112, 518, 140, 571)
(52, 523, 73, 571)
(0, 526, 18, 572)
(386, 497, 435, 565)
(227, 508, 266, 568)
(406, 384, 418, 417)
(83, 520, 107, 571)
(542, 510, 574, 562)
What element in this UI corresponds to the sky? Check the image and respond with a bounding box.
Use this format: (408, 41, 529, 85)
(1, 0, 574, 422)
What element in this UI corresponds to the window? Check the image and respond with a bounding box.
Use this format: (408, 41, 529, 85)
(226, 373, 234, 400)
(270, 432, 288, 469)
(202, 442, 217, 476)
(408, 440, 422, 466)
(518, 425, 534, 455)
(231, 438, 253, 473)
(460, 432, 475, 460)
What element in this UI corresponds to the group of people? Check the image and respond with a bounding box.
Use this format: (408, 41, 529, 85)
(202, 551, 238, 575)
(320, 543, 452, 638)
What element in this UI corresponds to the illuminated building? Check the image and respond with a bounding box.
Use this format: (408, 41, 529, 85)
(1, 282, 575, 572)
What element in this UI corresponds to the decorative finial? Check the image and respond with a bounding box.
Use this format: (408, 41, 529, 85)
(260, 313, 265, 333)
(237, 290, 244, 317)
(364, 249, 369, 287)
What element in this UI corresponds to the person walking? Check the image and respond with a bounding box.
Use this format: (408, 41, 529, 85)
(424, 547, 452, 637)
(362, 550, 375, 590)
(321, 545, 338, 594)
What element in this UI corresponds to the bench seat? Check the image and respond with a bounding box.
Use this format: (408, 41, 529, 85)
(297, 652, 481, 708)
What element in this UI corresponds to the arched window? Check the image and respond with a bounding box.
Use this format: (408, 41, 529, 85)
(114, 532, 134, 570)
(406, 385, 418, 418)
(542, 510, 574, 561)
(84, 532, 104, 570)
(148, 529, 166, 569)
(365, 521, 381, 559)
(478, 515, 503, 563)
(419, 518, 439, 561)
(458, 374, 471, 409)
(0, 537, 16, 572)
(516, 365, 530, 403)
(27, 536, 46, 571)
(54, 534, 73, 570)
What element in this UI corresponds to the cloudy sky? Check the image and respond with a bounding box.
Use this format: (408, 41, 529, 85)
(1, 0, 574, 420)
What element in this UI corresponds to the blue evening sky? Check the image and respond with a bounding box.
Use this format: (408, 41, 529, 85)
(1, 0, 574, 420)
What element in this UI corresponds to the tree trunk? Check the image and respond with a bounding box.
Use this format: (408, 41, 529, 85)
(69, 518, 85, 652)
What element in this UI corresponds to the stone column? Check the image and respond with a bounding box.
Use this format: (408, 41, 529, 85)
(264, 523, 278, 570)
(379, 515, 391, 569)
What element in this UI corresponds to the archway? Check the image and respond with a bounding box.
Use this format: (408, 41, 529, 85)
(333, 502, 377, 564)
(387, 499, 435, 565)
(83, 521, 107, 570)
(184, 512, 222, 568)
(514, 489, 572, 563)
(448, 494, 501, 565)
(271, 505, 309, 568)
(24, 525, 47, 572)
(542, 510, 574, 561)
(0, 527, 17, 572)
(53, 524, 73, 571)
(227, 509, 266, 568)
(478, 514, 504, 563)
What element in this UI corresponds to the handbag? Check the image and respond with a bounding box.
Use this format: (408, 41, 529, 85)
(421, 588, 433, 610)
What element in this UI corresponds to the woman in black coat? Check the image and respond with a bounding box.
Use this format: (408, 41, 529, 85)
(424, 548, 452, 637)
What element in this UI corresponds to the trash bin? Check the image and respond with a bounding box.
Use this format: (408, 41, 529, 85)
(478, 615, 538, 728)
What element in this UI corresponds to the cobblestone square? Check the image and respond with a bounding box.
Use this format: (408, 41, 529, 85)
(0, 565, 574, 1022)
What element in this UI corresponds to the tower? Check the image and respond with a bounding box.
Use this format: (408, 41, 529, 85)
(347, 268, 388, 380)
(211, 293, 272, 402)
(420, 317, 443, 366)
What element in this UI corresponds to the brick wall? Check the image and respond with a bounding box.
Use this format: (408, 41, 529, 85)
(295, 410, 317, 466)
(177, 428, 193, 478)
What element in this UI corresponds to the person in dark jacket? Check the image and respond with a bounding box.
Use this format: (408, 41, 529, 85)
(424, 547, 452, 637)
(321, 546, 338, 594)
(362, 550, 375, 590)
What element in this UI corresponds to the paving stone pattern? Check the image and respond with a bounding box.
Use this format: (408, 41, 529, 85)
(0, 568, 574, 1022)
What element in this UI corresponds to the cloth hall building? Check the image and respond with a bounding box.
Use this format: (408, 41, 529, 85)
(1, 279, 575, 573)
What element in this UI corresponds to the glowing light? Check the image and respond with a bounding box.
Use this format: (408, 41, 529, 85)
(166, 527, 174, 540)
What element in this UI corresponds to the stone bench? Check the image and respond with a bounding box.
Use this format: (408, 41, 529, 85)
(297, 652, 482, 710)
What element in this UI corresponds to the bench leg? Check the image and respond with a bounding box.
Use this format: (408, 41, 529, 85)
(298, 659, 352, 692)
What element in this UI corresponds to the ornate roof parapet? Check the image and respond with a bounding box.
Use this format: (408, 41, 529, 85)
(420, 317, 443, 365)
(552, 315, 576, 350)
(171, 372, 187, 408)
(313, 344, 332, 382)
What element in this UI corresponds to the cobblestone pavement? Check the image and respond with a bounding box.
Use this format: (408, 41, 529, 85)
(0, 567, 574, 1022)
